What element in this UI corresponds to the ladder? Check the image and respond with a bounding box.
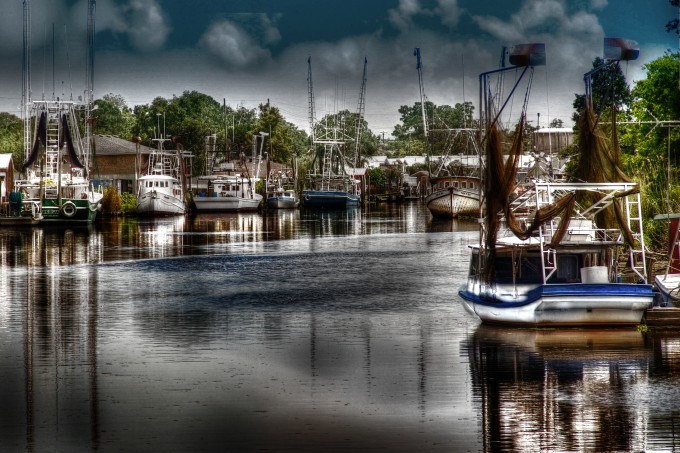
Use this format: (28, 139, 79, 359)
(625, 191, 647, 282)
(321, 144, 333, 191)
(44, 104, 61, 199)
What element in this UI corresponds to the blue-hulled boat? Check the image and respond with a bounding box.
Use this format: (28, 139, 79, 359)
(458, 39, 653, 326)
(458, 182, 654, 326)
(301, 189, 360, 208)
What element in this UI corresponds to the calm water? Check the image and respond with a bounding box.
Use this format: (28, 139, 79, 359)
(1, 203, 680, 452)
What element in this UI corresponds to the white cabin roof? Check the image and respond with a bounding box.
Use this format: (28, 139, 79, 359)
(0, 153, 12, 170)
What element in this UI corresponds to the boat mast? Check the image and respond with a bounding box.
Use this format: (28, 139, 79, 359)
(353, 57, 367, 168)
(84, 0, 96, 172)
(22, 0, 31, 163)
(414, 48, 428, 138)
(307, 56, 316, 144)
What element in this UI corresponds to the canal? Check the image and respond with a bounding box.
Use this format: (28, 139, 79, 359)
(1, 202, 679, 451)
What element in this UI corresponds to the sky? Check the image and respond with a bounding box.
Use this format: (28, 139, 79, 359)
(0, 0, 677, 138)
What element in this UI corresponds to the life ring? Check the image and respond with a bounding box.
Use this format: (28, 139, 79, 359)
(61, 201, 77, 218)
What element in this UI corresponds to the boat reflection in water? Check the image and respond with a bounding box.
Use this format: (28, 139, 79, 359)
(461, 325, 680, 452)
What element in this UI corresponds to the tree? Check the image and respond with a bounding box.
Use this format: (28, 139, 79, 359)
(667, 0, 679, 35)
(132, 91, 228, 176)
(549, 118, 564, 128)
(573, 57, 632, 122)
(0, 112, 24, 169)
(391, 101, 475, 165)
(93, 94, 135, 138)
(620, 51, 680, 249)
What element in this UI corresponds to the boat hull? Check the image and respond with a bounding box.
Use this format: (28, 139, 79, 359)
(136, 190, 185, 216)
(654, 274, 680, 306)
(266, 197, 299, 209)
(458, 282, 654, 326)
(40, 197, 99, 223)
(193, 195, 262, 212)
(302, 190, 360, 208)
(425, 187, 479, 218)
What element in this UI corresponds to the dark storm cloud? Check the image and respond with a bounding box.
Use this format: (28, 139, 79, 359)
(0, 0, 676, 136)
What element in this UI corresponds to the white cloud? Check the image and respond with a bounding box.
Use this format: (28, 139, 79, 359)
(436, 0, 463, 27)
(199, 14, 281, 68)
(96, 0, 170, 52)
(200, 20, 273, 68)
(388, 0, 427, 33)
(590, 0, 608, 9)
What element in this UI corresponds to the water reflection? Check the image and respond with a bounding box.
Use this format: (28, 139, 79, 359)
(0, 202, 478, 268)
(1, 230, 481, 451)
(0, 264, 100, 450)
(462, 325, 680, 452)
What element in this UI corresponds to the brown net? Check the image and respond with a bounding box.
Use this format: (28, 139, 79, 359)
(481, 105, 639, 284)
(576, 105, 637, 245)
(483, 119, 524, 282)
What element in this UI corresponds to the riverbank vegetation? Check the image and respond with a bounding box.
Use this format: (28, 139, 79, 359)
(1, 49, 677, 248)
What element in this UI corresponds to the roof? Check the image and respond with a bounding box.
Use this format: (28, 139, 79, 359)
(534, 127, 574, 134)
(0, 153, 12, 170)
(94, 135, 155, 156)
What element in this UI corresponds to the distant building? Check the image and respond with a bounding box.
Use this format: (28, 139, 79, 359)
(0, 153, 14, 203)
(92, 135, 156, 194)
(531, 127, 574, 174)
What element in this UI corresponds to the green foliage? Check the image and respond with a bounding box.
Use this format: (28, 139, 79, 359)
(93, 94, 135, 138)
(391, 101, 475, 161)
(367, 167, 386, 189)
(120, 192, 137, 214)
(0, 112, 24, 169)
(618, 51, 680, 250)
(573, 57, 632, 123)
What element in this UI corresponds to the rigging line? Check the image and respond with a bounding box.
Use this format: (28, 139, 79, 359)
(506, 67, 520, 130)
(42, 24, 47, 100)
(462, 54, 466, 129)
(544, 63, 552, 158)
(63, 24, 73, 100)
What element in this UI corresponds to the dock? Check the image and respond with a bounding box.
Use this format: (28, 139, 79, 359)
(645, 307, 680, 327)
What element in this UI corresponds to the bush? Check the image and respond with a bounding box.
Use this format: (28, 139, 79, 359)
(121, 192, 137, 214)
(100, 185, 122, 214)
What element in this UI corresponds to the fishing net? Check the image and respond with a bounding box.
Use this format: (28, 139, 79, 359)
(482, 105, 638, 283)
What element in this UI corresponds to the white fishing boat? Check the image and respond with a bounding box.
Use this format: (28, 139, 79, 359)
(652, 214, 680, 305)
(136, 137, 187, 216)
(458, 40, 653, 326)
(193, 133, 265, 212)
(194, 174, 262, 211)
(425, 174, 480, 218)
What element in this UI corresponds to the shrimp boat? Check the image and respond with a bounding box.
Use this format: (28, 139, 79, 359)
(16, 101, 102, 223)
(193, 133, 265, 212)
(412, 48, 480, 218)
(264, 159, 299, 209)
(302, 56, 364, 209)
(426, 171, 480, 218)
(136, 137, 188, 216)
(15, 0, 101, 224)
(458, 40, 653, 326)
